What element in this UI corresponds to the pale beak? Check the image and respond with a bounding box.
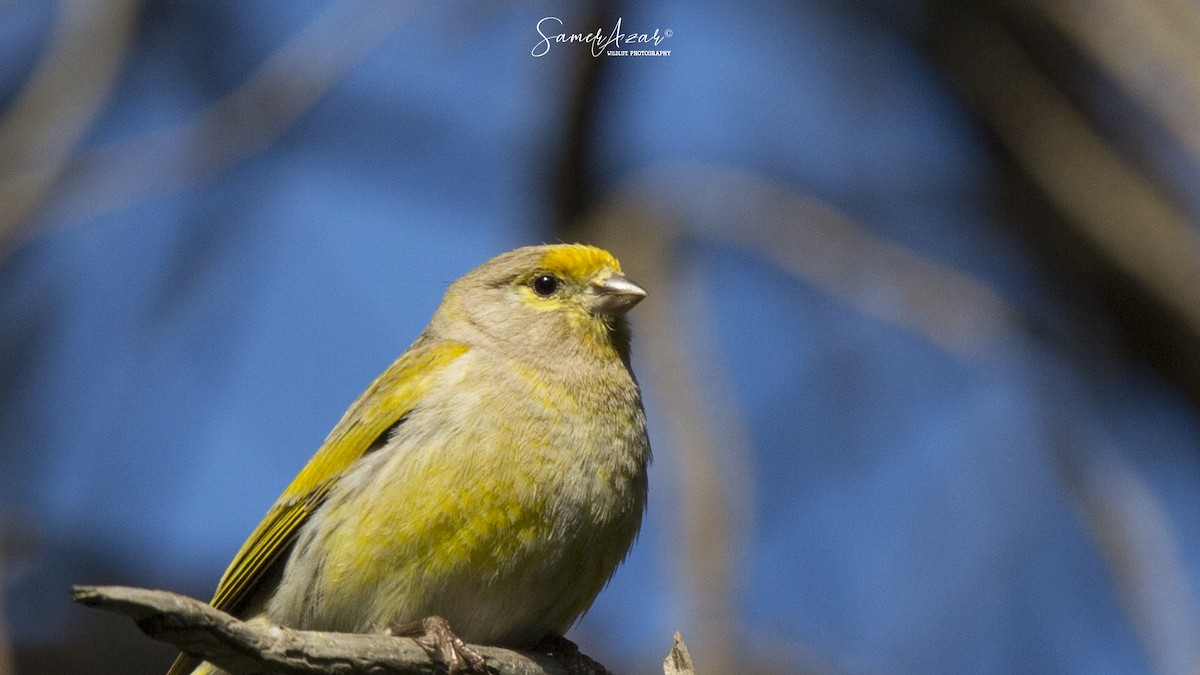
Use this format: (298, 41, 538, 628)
(591, 273, 647, 316)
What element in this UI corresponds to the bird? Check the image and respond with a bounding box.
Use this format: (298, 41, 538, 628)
(168, 243, 651, 674)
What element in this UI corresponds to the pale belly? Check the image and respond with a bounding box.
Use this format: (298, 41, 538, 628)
(263, 424, 646, 647)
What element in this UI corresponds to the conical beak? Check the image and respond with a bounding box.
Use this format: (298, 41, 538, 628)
(591, 273, 647, 316)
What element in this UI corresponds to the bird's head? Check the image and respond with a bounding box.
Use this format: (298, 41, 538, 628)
(435, 244, 646, 368)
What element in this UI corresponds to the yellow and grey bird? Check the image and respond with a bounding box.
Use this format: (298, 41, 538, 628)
(168, 244, 651, 674)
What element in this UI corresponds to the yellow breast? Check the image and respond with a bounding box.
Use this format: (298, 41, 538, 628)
(265, 347, 649, 646)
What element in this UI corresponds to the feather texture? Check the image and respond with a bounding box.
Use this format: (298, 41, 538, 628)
(169, 245, 649, 674)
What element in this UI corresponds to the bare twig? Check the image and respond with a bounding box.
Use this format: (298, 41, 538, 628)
(661, 633, 696, 675)
(71, 585, 605, 675)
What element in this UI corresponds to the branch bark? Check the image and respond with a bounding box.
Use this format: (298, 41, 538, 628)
(661, 632, 696, 675)
(71, 585, 610, 675)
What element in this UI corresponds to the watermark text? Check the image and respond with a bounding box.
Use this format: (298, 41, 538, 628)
(532, 17, 673, 57)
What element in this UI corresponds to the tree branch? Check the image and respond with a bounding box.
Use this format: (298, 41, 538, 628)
(662, 632, 696, 675)
(71, 585, 612, 674)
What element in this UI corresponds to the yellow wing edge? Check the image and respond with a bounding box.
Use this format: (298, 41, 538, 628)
(165, 339, 468, 675)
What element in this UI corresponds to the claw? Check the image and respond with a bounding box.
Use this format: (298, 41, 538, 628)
(387, 615, 487, 674)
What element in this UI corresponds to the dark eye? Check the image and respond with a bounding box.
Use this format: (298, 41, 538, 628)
(531, 274, 560, 297)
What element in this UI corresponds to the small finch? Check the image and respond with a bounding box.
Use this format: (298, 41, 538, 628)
(169, 244, 651, 674)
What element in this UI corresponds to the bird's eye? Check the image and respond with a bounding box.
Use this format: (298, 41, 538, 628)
(531, 274, 560, 297)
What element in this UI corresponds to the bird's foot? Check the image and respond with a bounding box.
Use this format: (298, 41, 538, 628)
(387, 615, 487, 674)
(532, 633, 610, 675)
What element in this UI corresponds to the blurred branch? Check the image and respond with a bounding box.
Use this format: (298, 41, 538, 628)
(931, 7, 1200, 671)
(584, 201, 751, 675)
(0, 548, 10, 675)
(72, 585, 606, 675)
(553, 9, 752, 667)
(1027, 0, 1200, 171)
(936, 14, 1200, 378)
(0, 0, 420, 258)
(553, 0, 613, 226)
(0, 0, 138, 258)
(1053, 432, 1200, 675)
(597, 164, 1024, 361)
(580, 162, 1022, 672)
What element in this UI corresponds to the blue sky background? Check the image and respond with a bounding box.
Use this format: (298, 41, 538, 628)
(2, 1, 1199, 673)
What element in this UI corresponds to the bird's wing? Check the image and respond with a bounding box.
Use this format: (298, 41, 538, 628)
(166, 338, 467, 675)
(209, 338, 469, 615)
